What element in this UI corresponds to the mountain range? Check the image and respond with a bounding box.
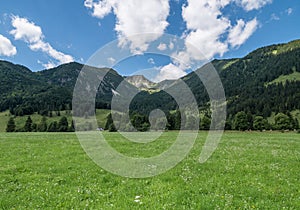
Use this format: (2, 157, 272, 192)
(1, 39, 300, 119)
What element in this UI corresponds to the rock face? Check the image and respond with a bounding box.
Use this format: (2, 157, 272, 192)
(125, 75, 177, 91)
(125, 75, 156, 90)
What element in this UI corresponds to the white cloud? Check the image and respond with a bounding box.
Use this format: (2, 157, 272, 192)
(175, 0, 263, 67)
(178, 0, 231, 66)
(10, 16, 74, 68)
(84, 0, 170, 54)
(38, 60, 56, 69)
(228, 18, 258, 48)
(86, 0, 113, 18)
(286, 8, 293, 15)
(270, 13, 279, 21)
(0, 34, 17, 56)
(235, 0, 272, 11)
(154, 63, 187, 82)
(157, 43, 167, 51)
(10, 16, 43, 43)
(148, 58, 155, 65)
(29, 40, 74, 64)
(85, 0, 271, 82)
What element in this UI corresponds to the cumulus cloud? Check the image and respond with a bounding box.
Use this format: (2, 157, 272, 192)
(228, 18, 258, 48)
(174, 0, 231, 68)
(154, 63, 186, 82)
(175, 0, 261, 67)
(157, 43, 167, 51)
(10, 16, 43, 43)
(10, 16, 74, 68)
(84, 0, 170, 54)
(85, 0, 270, 81)
(84, 0, 113, 18)
(286, 8, 293, 15)
(0, 34, 17, 56)
(235, 0, 272, 11)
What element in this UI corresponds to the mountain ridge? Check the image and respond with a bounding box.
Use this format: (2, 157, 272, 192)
(1, 39, 300, 118)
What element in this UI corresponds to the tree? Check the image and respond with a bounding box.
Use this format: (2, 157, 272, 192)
(233, 111, 249, 131)
(69, 120, 75, 132)
(109, 123, 117, 132)
(174, 110, 181, 130)
(105, 113, 114, 130)
(131, 113, 144, 131)
(130, 113, 150, 132)
(200, 116, 211, 130)
(253, 116, 269, 131)
(37, 116, 48, 132)
(31, 123, 37, 132)
(167, 113, 175, 130)
(48, 121, 58, 132)
(6, 117, 16, 132)
(24, 116, 33, 132)
(294, 118, 299, 130)
(58, 116, 69, 132)
(185, 115, 198, 130)
(274, 113, 292, 130)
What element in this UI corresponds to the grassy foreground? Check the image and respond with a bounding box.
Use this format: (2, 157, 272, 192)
(0, 131, 299, 209)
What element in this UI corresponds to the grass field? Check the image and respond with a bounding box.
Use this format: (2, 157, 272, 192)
(0, 131, 299, 209)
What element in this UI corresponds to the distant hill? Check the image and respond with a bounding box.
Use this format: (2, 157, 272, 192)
(1, 39, 300, 119)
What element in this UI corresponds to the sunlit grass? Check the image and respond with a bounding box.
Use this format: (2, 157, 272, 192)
(0, 131, 299, 209)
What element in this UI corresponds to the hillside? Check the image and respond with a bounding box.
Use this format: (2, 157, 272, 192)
(0, 61, 137, 115)
(1, 39, 300, 120)
(129, 40, 300, 118)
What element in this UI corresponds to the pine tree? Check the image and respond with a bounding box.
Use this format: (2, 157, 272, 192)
(69, 120, 75, 132)
(24, 116, 33, 132)
(58, 116, 68, 132)
(37, 116, 48, 132)
(48, 121, 58, 132)
(200, 116, 211, 130)
(105, 113, 113, 130)
(109, 123, 117, 132)
(6, 117, 16, 132)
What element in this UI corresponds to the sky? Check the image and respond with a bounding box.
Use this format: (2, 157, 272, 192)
(0, 0, 299, 82)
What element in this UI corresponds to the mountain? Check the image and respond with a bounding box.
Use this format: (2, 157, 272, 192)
(129, 39, 300, 117)
(188, 39, 300, 117)
(1, 39, 300, 119)
(156, 79, 177, 90)
(125, 75, 156, 90)
(125, 75, 177, 92)
(0, 61, 137, 115)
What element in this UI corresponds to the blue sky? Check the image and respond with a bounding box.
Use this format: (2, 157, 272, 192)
(0, 0, 299, 82)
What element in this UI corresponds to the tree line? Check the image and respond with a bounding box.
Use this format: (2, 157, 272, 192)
(6, 116, 75, 132)
(105, 110, 299, 132)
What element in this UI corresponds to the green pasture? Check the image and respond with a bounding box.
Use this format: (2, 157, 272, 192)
(0, 131, 299, 209)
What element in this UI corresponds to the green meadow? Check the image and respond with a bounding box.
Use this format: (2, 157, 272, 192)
(0, 131, 299, 209)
